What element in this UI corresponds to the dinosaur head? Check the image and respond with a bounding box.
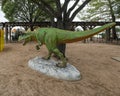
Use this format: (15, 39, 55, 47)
(18, 32, 35, 45)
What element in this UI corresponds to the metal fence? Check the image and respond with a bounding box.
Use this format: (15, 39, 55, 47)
(0, 22, 120, 45)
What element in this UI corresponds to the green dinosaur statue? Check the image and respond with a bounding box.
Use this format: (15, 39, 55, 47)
(19, 22, 116, 68)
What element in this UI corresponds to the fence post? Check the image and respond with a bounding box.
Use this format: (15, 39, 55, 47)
(0, 29, 4, 51)
(105, 28, 111, 43)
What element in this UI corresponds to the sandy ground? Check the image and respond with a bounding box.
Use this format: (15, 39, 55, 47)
(0, 42, 120, 96)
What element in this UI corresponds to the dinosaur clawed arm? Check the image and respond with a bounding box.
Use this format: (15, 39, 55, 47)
(36, 45, 40, 50)
(35, 38, 43, 50)
(35, 43, 42, 50)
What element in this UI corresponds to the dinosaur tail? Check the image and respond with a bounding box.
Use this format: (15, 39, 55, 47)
(61, 22, 116, 43)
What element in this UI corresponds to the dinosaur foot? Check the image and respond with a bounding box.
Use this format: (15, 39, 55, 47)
(56, 63, 67, 68)
(53, 54, 68, 61)
(42, 56, 50, 60)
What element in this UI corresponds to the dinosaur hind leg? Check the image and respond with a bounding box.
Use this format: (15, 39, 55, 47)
(42, 51, 52, 60)
(52, 48, 67, 68)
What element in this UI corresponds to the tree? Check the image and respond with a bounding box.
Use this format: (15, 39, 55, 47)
(77, 0, 119, 39)
(114, 0, 120, 18)
(30, 0, 91, 57)
(2, 0, 16, 21)
(30, 0, 91, 29)
(1, 0, 49, 22)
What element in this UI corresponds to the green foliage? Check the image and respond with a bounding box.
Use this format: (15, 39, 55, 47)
(78, 0, 120, 21)
(1, 0, 49, 22)
(114, 0, 120, 17)
(2, 0, 16, 21)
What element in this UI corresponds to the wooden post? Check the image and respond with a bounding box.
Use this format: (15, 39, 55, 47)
(105, 28, 111, 42)
(82, 25, 87, 43)
(5, 24, 8, 43)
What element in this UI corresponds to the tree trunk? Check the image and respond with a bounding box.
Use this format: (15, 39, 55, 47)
(49, 16, 66, 58)
(30, 25, 34, 31)
(55, 18, 72, 58)
(105, 28, 111, 42)
(107, 0, 117, 40)
(111, 15, 117, 39)
(56, 18, 66, 57)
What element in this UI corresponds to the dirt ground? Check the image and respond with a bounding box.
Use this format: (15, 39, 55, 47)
(0, 42, 120, 96)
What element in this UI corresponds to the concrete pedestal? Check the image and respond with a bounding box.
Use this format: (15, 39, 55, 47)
(28, 56, 80, 81)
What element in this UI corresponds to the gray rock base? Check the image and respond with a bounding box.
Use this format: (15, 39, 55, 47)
(28, 56, 80, 81)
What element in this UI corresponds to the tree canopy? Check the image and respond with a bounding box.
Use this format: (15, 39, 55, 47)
(1, 0, 49, 22)
(77, 0, 120, 39)
(77, 0, 120, 22)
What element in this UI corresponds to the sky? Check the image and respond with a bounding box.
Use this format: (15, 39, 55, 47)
(0, 6, 8, 22)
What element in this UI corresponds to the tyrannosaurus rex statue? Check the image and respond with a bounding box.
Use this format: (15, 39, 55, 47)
(19, 22, 116, 68)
